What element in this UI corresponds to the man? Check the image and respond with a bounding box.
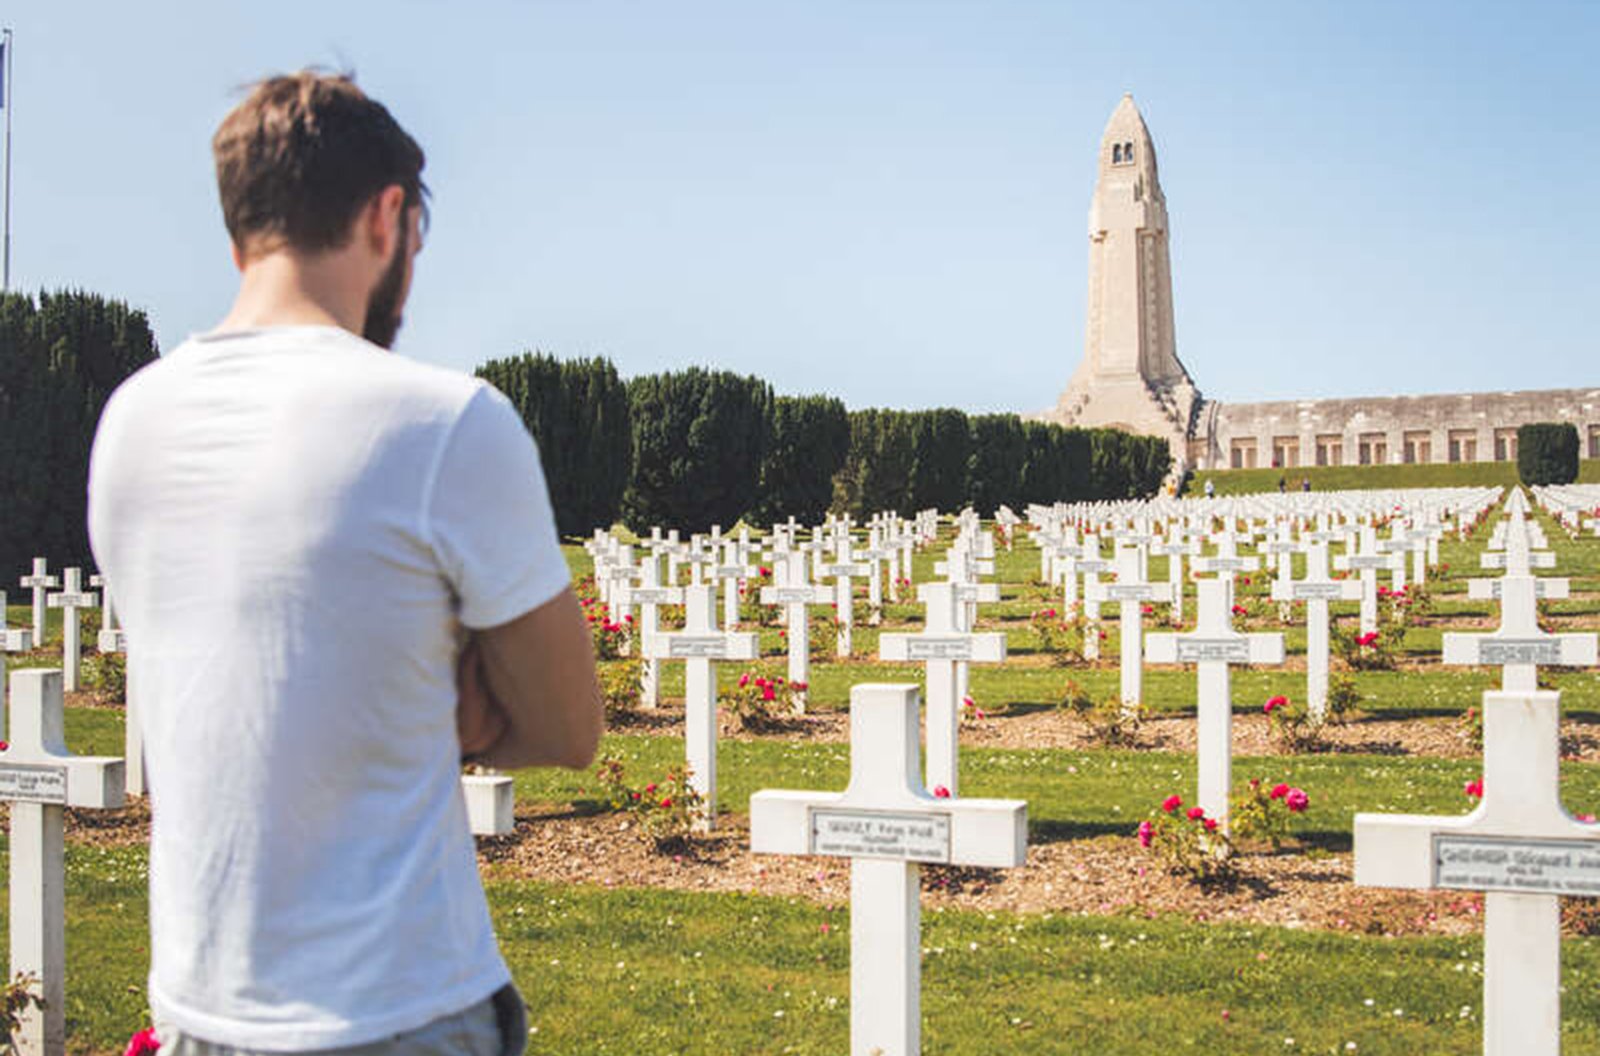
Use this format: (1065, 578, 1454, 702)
(88, 71, 603, 1055)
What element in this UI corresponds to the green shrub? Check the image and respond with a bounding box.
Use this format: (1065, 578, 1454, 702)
(1518, 422, 1579, 485)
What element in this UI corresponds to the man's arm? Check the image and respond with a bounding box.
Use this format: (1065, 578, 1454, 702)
(463, 586, 603, 771)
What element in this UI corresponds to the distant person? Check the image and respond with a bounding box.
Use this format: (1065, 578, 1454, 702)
(88, 71, 602, 1056)
(1204, 478, 1215, 499)
(1302, 477, 1311, 492)
(1278, 475, 1287, 493)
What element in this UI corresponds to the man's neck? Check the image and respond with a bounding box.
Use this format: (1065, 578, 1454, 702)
(214, 251, 366, 336)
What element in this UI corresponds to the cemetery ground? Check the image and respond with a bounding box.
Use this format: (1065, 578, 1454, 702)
(9, 498, 1600, 1052)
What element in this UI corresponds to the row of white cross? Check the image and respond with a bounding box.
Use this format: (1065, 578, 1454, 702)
(7, 484, 1598, 1054)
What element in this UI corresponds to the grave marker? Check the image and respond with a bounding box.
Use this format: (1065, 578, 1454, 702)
(750, 683, 1026, 1056)
(1147, 579, 1284, 831)
(2, 668, 125, 1056)
(641, 583, 757, 829)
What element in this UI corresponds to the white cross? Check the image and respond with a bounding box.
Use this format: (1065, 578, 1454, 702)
(1086, 548, 1176, 712)
(2, 668, 125, 1056)
(620, 557, 684, 709)
(1355, 688, 1599, 1056)
(758, 553, 832, 714)
(1152, 534, 1199, 624)
(1073, 535, 1113, 661)
(1271, 541, 1361, 722)
(44, 570, 97, 694)
(879, 582, 1006, 795)
(641, 582, 757, 829)
(1147, 579, 1285, 832)
(1192, 531, 1259, 580)
(18, 559, 57, 649)
(750, 683, 1026, 1056)
(1442, 575, 1596, 693)
(87, 574, 141, 796)
(819, 534, 871, 659)
(1333, 526, 1402, 635)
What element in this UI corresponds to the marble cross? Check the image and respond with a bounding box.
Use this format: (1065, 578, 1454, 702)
(44, 570, 97, 694)
(18, 559, 57, 649)
(641, 582, 758, 829)
(1442, 575, 1596, 693)
(1270, 541, 1361, 723)
(86, 575, 141, 796)
(1355, 688, 1599, 1056)
(1074, 534, 1113, 661)
(759, 552, 833, 714)
(819, 534, 871, 659)
(879, 582, 1006, 795)
(1147, 579, 1285, 832)
(1333, 527, 1401, 635)
(620, 557, 683, 709)
(1086, 548, 1176, 714)
(3, 668, 125, 1056)
(750, 683, 1026, 1056)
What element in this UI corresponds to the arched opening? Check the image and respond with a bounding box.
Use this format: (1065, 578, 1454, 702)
(1123, 141, 1134, 163)
(1112, 144, 1122, 163)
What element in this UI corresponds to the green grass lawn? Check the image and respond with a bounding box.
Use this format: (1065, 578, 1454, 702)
(15, 849, 1600, 1055)
(1186, 459, 1600, 496)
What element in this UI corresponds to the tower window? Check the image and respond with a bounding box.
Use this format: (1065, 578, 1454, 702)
(1123, 141, 1134, 163)
(1112, 144, 1122, 163)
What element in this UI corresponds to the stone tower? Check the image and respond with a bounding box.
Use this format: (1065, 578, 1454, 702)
(1049, 95, 1199, 464)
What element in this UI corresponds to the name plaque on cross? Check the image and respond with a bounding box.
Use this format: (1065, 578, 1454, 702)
(1434, 835, 1600, 897)
(1345, 555, 1393, 570)
(809, 809, 952, 863)
(767, 587, 823, 604)
(628, 587, 681, 605)
(1175, 639, 1251, 663)
(1292, 583, 1349, 600)
(667, 636, 740, 659)
(0, 764, 68, 805)
(903, 638, 977, 661)
(1106, 584, 1156, 602)
(1478, 640, 1566, 665)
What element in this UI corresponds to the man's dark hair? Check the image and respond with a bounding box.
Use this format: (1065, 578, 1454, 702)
(212, 70, 428, 255)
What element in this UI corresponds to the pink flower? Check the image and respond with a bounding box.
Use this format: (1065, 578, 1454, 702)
(1356, 631, 1380, 647)
(123, 1028, 160, 1056)
(1137, 820, 1154, 847)
(1186, 806, 1206, 821)
(1270, 783, 1289, 800)
(1203, 818, 1219, 832)
(644, 783, 657, 794)
(1284, 788, 1309, 813)
(1231, 604, 1248, 617)
(1578, 813, 1596, 823)
(1241, 577, 1252, 586)
(761, 686, 777, 702)
(792, 681, 808, 691)
(1464, 779, 1484, 799)
(1264, 695, 1288, 714)
(1162, 794, 1183, 814)
(738, 673, 750, 688)
(660, 797, 674, 808)
(932, 785, 951, 799)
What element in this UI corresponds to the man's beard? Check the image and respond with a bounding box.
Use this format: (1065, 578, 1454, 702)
(362, 223, 409, 349)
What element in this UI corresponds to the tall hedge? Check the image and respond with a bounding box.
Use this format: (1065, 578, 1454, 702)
(623, 368, 774, 532)
(0, 290, 160, 584)
(1517, 422, 1579, 486)
(753, 394, 850, 526)
(475, 353, 631, 537)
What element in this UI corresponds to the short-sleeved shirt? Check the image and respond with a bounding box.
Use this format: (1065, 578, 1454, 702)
(87, 325, 570, 1051)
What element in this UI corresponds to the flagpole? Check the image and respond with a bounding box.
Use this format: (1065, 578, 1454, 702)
(2, 27, 12, 292)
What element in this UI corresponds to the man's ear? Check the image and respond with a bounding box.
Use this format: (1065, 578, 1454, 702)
(363, 185, 409, 261)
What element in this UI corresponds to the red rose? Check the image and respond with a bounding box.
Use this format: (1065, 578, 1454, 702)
(1186, 806, 1205, 821)
(1162, 794, 1182, 813)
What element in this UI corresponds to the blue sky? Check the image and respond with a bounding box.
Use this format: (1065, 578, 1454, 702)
(5, 1, 1597, 410)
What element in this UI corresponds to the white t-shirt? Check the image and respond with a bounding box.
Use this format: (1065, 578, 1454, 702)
(87, 325, 571, 1050)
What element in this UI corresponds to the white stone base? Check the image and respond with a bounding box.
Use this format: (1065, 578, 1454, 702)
(462, 774, 515, 836)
